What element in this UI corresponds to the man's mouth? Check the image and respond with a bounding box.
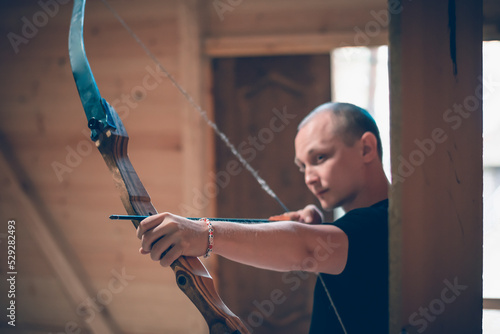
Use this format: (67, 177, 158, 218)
(315, 189, 329, 197)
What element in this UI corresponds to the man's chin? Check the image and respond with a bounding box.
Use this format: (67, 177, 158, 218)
(320, 193, 351, 211)
(320, 200, 339, 212)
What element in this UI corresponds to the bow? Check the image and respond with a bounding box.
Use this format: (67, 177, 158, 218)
(68, 0, 249, 333)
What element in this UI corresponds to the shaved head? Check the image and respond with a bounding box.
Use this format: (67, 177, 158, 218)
(298, 102, 383, 159)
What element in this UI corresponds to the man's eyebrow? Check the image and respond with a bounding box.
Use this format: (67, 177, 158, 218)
(294, 148, 317, 165)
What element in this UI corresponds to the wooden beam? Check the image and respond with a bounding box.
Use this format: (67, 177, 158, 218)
(389, 0, 483, 333)
(204, 31, 388, 57)
(484, 298, 500, 310)
(0, 135, 117, 334)
(177, 0, 214, 218)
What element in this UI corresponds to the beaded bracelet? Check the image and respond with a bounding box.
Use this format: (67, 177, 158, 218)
(200, 218, 214, 258)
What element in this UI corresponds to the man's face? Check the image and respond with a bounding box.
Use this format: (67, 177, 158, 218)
(294, 111, 365, 211)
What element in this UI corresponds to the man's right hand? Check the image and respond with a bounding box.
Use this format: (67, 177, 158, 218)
(269, 204, 323, 224)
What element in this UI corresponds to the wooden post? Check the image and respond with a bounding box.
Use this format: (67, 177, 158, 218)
(389, 0, 483, 333)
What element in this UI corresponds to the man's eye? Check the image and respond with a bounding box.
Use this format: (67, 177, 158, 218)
(316, 154, 326, 163)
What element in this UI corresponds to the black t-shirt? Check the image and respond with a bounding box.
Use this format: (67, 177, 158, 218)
(309, 199, 389, 334)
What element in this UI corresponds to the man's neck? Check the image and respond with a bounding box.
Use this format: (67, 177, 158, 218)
(342, 166, 389, 212)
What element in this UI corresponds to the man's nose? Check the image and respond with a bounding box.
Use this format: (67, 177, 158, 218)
(304, 167, 319, 185)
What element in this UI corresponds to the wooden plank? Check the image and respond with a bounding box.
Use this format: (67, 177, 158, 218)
(204, 0, 386, 36)
(484, 299, 500, 310)
(177, 0, 213, 218)
(204, 31, 388, 57)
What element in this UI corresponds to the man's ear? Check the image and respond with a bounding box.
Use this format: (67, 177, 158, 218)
(360, 132, 378, 162)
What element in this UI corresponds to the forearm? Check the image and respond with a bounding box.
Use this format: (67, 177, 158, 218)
(211, 220, 347, 274)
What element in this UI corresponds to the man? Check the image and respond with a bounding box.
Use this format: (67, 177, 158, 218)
(137, 102, 390, 333)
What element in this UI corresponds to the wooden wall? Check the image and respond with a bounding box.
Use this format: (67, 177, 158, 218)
(0, 0, 389, 333)
(0, 1, 211, 333)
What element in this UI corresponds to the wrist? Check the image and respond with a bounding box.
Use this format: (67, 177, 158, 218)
(200, 218, 214, 258)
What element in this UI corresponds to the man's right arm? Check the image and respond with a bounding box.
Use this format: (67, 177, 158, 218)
(211, 218, 348, 275)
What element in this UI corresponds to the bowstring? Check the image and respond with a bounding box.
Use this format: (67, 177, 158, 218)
(99, 0, 288, 213)
(318, 273, 348, 333)
(98, 1, 346, 332)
